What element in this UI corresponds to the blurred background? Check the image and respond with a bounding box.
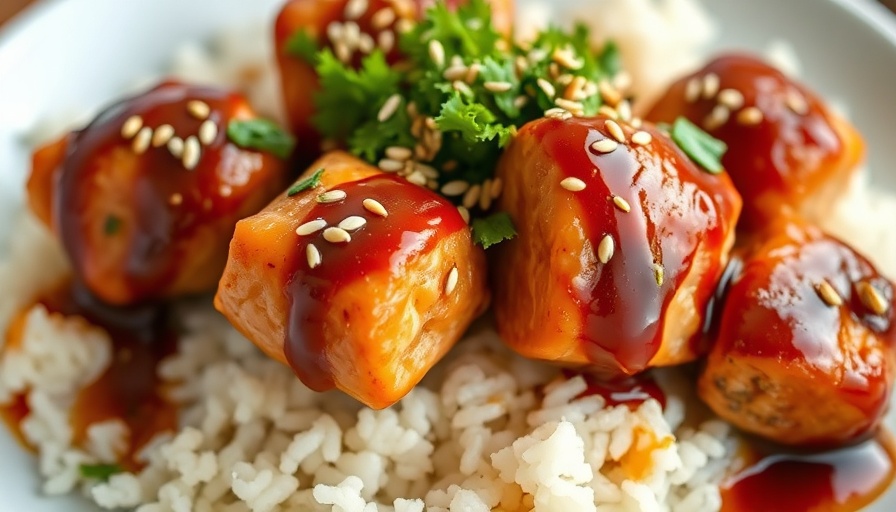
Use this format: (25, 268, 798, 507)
(2, 0, 896, 25)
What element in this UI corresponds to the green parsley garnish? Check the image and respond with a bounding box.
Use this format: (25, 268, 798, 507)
(284, 28, 319, 63)
(670, 117, 727, 174)
(227, 119, 296, 159)
(103, 215, 121, 236)
(79, 463, 122, 481)
(287, 167, 326, 196)
(471, 212, 517, 249)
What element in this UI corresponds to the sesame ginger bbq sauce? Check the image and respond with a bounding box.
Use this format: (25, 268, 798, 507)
(284, 174, 468, 392)
(1, 280, 177, 471)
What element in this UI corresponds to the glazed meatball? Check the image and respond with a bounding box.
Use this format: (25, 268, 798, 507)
(215, 151, 488, 409)
(645, 53, 864, 231)
(491, 115, 741, 377)
(699, 220, 896, 446)
(27, 81, 289, 305)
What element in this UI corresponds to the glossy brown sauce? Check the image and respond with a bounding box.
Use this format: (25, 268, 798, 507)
(722, 431, 896, 512)
(285, 174, 467, 391)
(532, 117, 737, 374)
(565, 369, 667, 409)
(1, 281, 177, 470)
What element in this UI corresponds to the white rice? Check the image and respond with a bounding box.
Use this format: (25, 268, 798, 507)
(2, 2, 895, 511)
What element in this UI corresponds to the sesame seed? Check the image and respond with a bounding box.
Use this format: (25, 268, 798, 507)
(377, 94, 402, 122)
(377, 31, 395, 53)
(544, 107, 572, 120)
(612, 195, 631, 212)
(452, 81, 474, 97)
(371, 8, 396, 30)
(296, 218, 327, 236)
(464, 63, 481, 84)
(816, 280, 842, 307)
(717, 88, 745, 110)
(786, 89, 809, 115)
(323, 227, 352, 243)
(395, 18, 414, 34)
(169, 193, 183, 206)
(537, 78, 556, 98)
(317, 190, 347, 203)
(132, 127, 153, 154)
(598, 235, 615, 264)
(631, 131, 652, 146)
(591, 138, 618, 154)
(121, 115, 143, 139)
(457, 206, 470, 224)
(630, 117, 643, 129)
(462, 184, 482, 209)
(445, 266, 459, 295)
(555, 98, 584, 115)
(702, 73, 720, 99)
(306, 243, 322, 269)
(327, 21, 344, 42)
(858, 281, 889, 315)
(199, 120, 218, 145)
(406, 171, 427, 186)
(479, 183, 493, 210)
(342, 21, 361, 48)
(338, 216, 367, 231)
(703, 105, 730, 131)
(653, 263, 665, 286)
(515, 55, 529, 75)
(344, 0, 368, 19)
(513, 96, 529, 109)
(220, 185, 233, 197)
(363, 198, 388, 217)
(358, 34, 375, 54)
(382, 147, 410, 162)
(426, 179, 438, 190)
(428, 40, 445, 68)
(563, 75, 587, 100)
(443, 65, 468, 81)
(167, 136, 184, 158)
(151, 124, 175, 147)
(187, 100, 211, 120)
(598, 80, 622, 106)
(737, 106, 764, 125)
(552, 47, 583, 70)
(490, 177, 503, 198)
(484, 81, 513, 93)
(560, 177, 586, 192)
(334, 42, 352, 63)
(441, 180, 470, 196)
(684, 78, 701, 103)
(598, 105, 619, 120)
(604, 119, 626, 143)
(615, 100, 632, 122)
(183, 136, 201, 170)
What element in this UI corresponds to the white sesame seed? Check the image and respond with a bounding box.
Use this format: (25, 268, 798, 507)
(363, 198, 388, 217)
(702, 73, 720, 99)
(187, 100, 211, 120)
(338, 216, 367, 231)
(786, 89, 809, 115)
(717, 88, 745, 110)
(630, 117, 643, 129)
(296, 218, 327, 236)
(591, 138, 618, 154)
(306, 243, 322, 269)
(598, 235, 615, 264)
(317, 190, 347, 203)
(816, 280, 843, 307)
(198, 120, 218, 145)
(343, 21, 361, 48)
(334, 42, 352, 63)
(737, 106, 764, 126)
(462, 184, 482, 209)
(858, 281, 889, 315)
(515, 56, 529, 75)
(377, 158, 403, 173)
(453, 80, 474, 97)
(464, 63, 481, 84)
(121, 115, 143, 139)
(132, 127, 153, 154)
(327, 21, 344, 42)
(563, 75, 587, 100)
(684, 78, 701, 103)
(443, 65, 468, 81)
(428, 39, 445, 68)
(598, 105, 619, 120)
(167, 136, 184, 158)
(555, 98, 584, 115)
(490, 177, 503, 199)
(537, 78, 556, 98)
(445, 266, 459, 295)
(513, 96, 529, 109)
(560, 177, 586, 192)
(344, 0, 368, 20)
(615, 100, 632, 122)
(377, 30, 395, 53)
(612, 195, 631, 212)
(598, 80, 622, 106)
(631, 131, 652, 146)
(545, 108, 572, 120)
(552, 47, 583, 70)
(406, 171, 427, 186)
(358, 34, 375, 54)
(653, 263, 665, 286)
(457, 206, 470, 224)
(605, 119, 626, 143)
(385, 146, 413, 161)
(151, 124, 175, 147)
(704, 105, 730, 131)
(484, 81, 513, 93)
(441, 180, 470, 196)
(169, 193, 183, 206)
(395, 18, 414, 34)
(371, 7, 396, 30)
(377, 94, 402, 122)
(323, 227, 352, 243)
(182, 136, 201, 170)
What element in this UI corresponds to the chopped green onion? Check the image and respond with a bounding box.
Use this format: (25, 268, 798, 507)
(670, 117, 727, 174)
(471, 211, 517, 249)
(287, 168, 326, 196)
(227, 119, 295, 159)
(284, 29, 319, 63)
(79, 463, 122, 481)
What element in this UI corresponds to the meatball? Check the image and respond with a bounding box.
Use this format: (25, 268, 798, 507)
(214, 151, 488, 409)
(699, 220, 896, 446)
(491, 115, 741, 377)
(645, 53, 865, 231)
(26, 81, 289, 305)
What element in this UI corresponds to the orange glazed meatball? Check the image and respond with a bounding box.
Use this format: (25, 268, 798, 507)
(645, 54, 864, 231)
(492, 115, 741, 378)
(215, 151, 488, 409)
(699, 220, 896, 447)
(27, 81, 289, 305)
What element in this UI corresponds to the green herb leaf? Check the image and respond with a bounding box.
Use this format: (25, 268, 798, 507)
(79, 463, 122, 481)
(670, 117, 727, 174)
(471, 211, 517, 249)
(436, 94, 515, 147)
(284, 29, 319, 63)
(598, 40, 622, 78)
(103, 215, 121, 236)
(227, 119, 295, 159)
(287, 168, 326, 196)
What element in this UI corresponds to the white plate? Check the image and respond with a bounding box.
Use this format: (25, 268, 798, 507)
(1, 0, 896, 510)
